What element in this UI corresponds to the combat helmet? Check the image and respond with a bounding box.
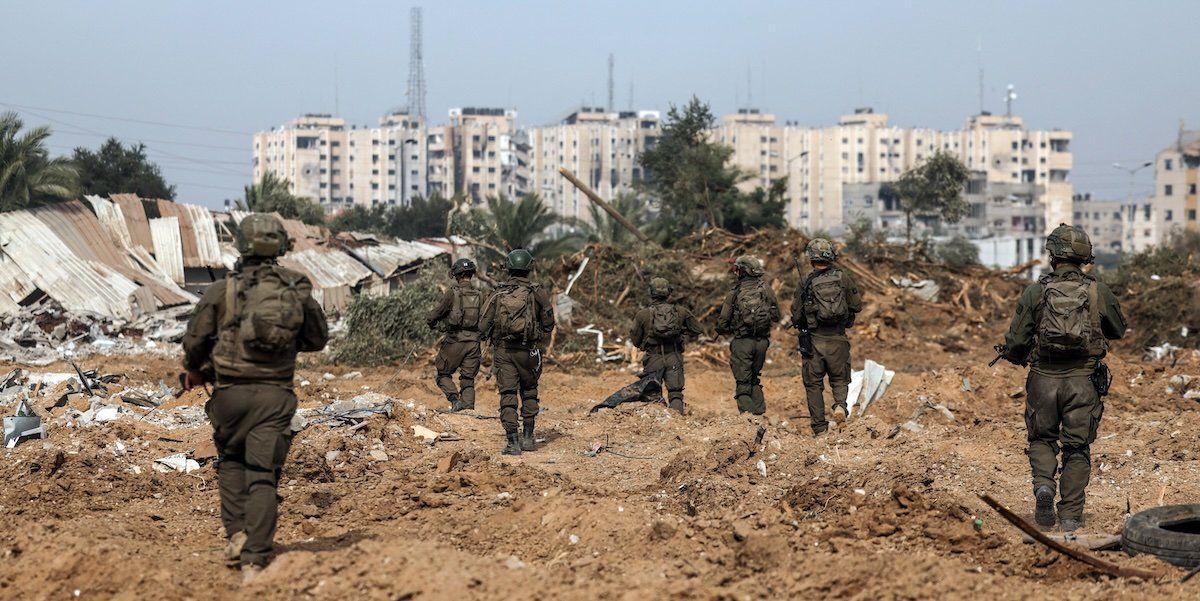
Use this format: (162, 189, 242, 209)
(805, 238, 836, 262)
(236, 214, 289, 258)
(648, 277, 672, 300)
(734, 255, 765, 277)
(505, 248, 534, 272)
(1045, 224, 1094, 264)
(450, 258, 477, 277)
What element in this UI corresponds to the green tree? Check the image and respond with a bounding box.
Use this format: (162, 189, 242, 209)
(237, 172, 325, 225)
(328, 194, 455, 240)
(0, 112, 79, 212)
(894, 151, 970, 244)
(452, 193, 576, 265)
(637, 96, 747, 242)
(724, 177, 788, 234)
(935, 235, 981, 267)
(72, 138, 175, 199)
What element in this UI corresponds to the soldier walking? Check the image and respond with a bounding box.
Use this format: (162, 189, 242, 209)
(792, 238, 862, 436)
(630, 277, 703, 413)
(999, 225, 1126, 532)
(479, 249, 555, 455)
(182, 214, 328, 580)
(426, 258, 485, 412)
(717, 255, 780, 415)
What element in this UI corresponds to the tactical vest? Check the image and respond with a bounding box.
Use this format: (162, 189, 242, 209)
(805, 269, 850, 327)
(447, 284, 483, 331)
(212, 264, 310, 383)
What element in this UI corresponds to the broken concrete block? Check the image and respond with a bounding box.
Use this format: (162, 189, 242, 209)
(412, 425, 439, 443)
(368, 449, 389, 462)
(153, 453, 200, 473)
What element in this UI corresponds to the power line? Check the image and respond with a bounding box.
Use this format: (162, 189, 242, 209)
(0, 101, 252, 136)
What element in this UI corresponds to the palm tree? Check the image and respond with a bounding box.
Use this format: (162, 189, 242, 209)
(456, 193, 579, 263)
(237, 172, 325, 225)
(0, 112, 79, 212)
(581, 191, 651, 245)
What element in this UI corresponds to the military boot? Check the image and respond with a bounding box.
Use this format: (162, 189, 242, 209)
(502, 430, 522, 456)
(1034, 486, 1056, 528)
(521, 419, 536, 452)
(450, 395, 472, 412)
(1060, 517, 1082, 533)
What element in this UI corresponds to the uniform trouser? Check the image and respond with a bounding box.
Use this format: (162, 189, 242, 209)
(493, 346, 542, 433)
(730, 337, 770, 415)
(1025, 371, 1103, 521)
(434, 338, 480, 407)
(642, 349, 685, 411)
(206, 383, 297, 566)
(803, 335, 852, 433)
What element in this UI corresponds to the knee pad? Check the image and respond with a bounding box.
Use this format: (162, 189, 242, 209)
(1062, 445, 1091, 464)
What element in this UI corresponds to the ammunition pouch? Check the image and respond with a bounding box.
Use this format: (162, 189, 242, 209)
(1090, 361, 1112, 397)
(799, 329, 813, 359)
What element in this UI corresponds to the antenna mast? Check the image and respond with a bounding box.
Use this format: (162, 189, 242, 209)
(607, 54, 614, 112)
(406, 6, 427, 120)
(1005, 84, 1017, 118)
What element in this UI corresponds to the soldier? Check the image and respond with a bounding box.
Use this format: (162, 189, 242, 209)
(717, 255, 781, 415)
(999, 224, 1126, 532)
(479, 249, 555, 455)
(630, 277, 703, 413)
(791, 238, 863, 436)
(426, 258, 485, 412)
(182, 214, 328, 580)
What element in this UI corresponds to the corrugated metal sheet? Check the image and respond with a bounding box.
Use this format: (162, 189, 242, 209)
(86, 195, 134, 249)
(111, 193, 153, 252)
(0, 253, 38, 307)
(346, 240, 446, 278)
(0, 211, 140, 318)
(228, 210, 325, 252)
(150, 217, 185, 285)
(154, 200, 224, 268)
(278, 248, 374, 290)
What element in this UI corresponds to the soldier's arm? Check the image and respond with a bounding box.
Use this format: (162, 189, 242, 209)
(182, 282, 223, 373)
(425, 288, 453, 328)
(630, 310, 647, 348)
(478, 293, 497, 340)
(297, 295, 330, 352)
(535, 287, 556, 334)
(1003, 284, 1041, 363)
(1097, 283, 1128, 340)
(767, 284, 782, 322)
(683, 309, 703, 338)
(843, 271, 863, 315)
(716, 290, 736, 334)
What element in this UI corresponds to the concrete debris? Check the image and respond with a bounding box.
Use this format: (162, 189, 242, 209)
(368, 449, 389, 462)
(890, 277, 941, 302)
(0, 301, 190, 365)
(1167, 375, 1200, 399)
(756, 459, 767, 478)
(1146, 342, 1182, 362)
(153, 453, 201, 474)
(341, 371, 363, 380)
(503, 556, 526, 570)
(846, 360, 895, 416)
(412, 425, 439, 443)
(4, 398, 45, 448)
(299, 393, 395, 427)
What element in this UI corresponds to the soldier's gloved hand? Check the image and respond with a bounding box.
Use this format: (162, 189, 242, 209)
(183, 370, 207, 391)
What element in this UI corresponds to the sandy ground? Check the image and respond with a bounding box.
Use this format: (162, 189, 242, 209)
(2, 324, 1200, 600)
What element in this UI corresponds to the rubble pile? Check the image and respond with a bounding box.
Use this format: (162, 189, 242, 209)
(0, 300, 190, 366)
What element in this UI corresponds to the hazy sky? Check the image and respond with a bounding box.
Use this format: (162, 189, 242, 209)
(4, 0, 1198, 208)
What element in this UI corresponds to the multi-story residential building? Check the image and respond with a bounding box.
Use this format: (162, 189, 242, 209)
(254, 108, 528, 211)
(1151, 129, 1200, 243)
(1071, 193, 1124, 254)
(1122, 197, 1158, 253)
(526, 107, 660, 222)
(718, 108, 1074, 248)
(253, 113, 428, 210)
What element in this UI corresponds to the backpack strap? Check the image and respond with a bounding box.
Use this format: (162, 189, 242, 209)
(220, 272, 240, 329)
(1087, 280, 1100, 340)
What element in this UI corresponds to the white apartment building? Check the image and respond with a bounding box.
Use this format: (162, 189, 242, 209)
(1150, 129, 1200, 244)
(1071, 193, 1124, 254)
(526, 107, 660, 223)
(717, 108, 1074, 242)
(253, 108, 527, 211)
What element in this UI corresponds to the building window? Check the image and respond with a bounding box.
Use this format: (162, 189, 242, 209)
(1191, 183, 1198, 195)
(1166, 210, 1174, 221)
(1165, 185, 1173, 196)
(1189, 209, 1197, 221)
(1165, 159, 1173, 170)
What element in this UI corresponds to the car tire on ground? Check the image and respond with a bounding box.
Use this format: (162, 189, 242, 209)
(1123, 504, 1200, 568)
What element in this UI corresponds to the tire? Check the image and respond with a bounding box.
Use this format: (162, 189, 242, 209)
(1122, 504, 1200, 568)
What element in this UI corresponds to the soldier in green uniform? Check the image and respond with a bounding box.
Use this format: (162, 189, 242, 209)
(1000, 224, 1126, 532)
(182, 214, 329, 579)
(630, 277, 703, 413)
(479, 249, 555, 455)
(426, 258, 485, 412)
(717, 255, 781, 415)
(791, 238, 863, 436)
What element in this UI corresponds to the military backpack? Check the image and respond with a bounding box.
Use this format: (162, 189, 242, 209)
(649, 302, 683, 341)
(735, 279, 773, 337)
(806, 269, 850, 326)
(213, 265, 311, 380)
(1036, 273, 1103, 359)
(448, 285, 483, 330)
(492, 282, 538, 343)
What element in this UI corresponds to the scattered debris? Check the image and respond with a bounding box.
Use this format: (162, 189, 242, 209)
(301, 394, 395, 427)
(412, 425, 439, 443)
(1147, 342, 1182, 362)
(436, 451, 461, 473)
(368, 450, 389, 462)
(1168, 375, 1200, 400)
(846, 360, 895, 416)
(590, 373, 663, 413)
(4, 398, 44, 448)
(154, 453, 201, 474)
(890, 277, 941, 302)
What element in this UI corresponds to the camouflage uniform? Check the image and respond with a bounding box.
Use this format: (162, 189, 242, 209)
(717, 257, 781, 415)
(1002, 225, 1126, 528)
(182, 215, 328, 568)
(630, 279, 703, 413)
(792, 239, 863, 434)
(479, 253, 555, 455)
(426, 279, 486, 410)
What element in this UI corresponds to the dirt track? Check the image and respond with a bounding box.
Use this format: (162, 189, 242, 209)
(2, 327, 1200, 599)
